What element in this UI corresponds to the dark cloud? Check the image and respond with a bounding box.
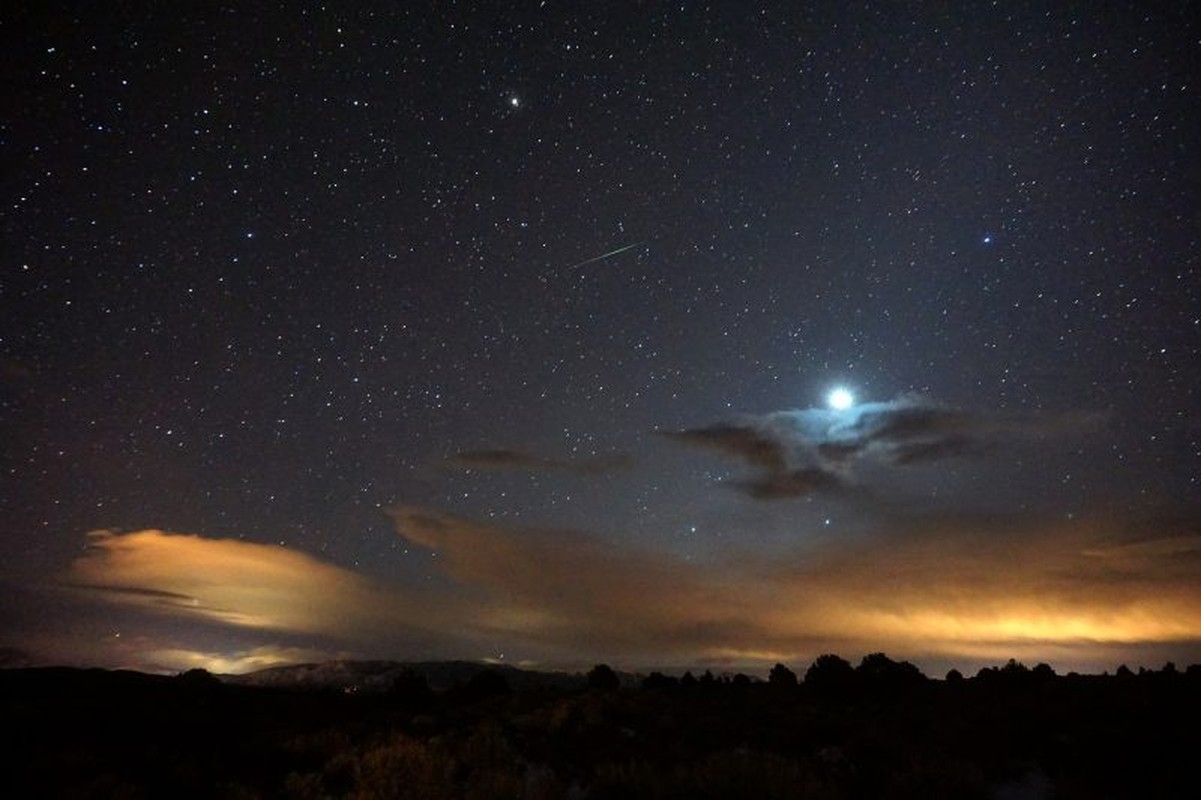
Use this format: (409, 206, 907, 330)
(841, 403, 1103, 461)
(739, 467, 846, 501)
(62, 583, 199, 603)
(446, 449, 633, 475)
(660, 424, 789, 472)
(890, 435, 982, 465)
(659, 422, 835, 499)
(663, 396, 1104, 498)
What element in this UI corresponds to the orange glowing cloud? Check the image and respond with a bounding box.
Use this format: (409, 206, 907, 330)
(55, 510, 1201, 675)
(65, 528, 423, 640)
(390, 507, 1201, 670)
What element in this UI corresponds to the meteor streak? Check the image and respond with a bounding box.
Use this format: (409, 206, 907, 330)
(566, 241, 644, 270)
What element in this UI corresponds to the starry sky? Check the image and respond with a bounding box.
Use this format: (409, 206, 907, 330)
(2, 2, 1199, 676)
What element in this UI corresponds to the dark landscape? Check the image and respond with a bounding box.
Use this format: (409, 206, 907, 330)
(3, 655, 1199, 799)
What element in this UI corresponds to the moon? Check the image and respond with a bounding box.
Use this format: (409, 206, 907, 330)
(828, 388, 854, 410)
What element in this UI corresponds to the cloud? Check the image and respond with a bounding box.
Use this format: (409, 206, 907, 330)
(660, 421, 842, 499)
(662, 395, 1104, 498)
(47, 528, 495, 672)
(445, 449, 632, 475)
(661, 424, 790, 471)
(65, 529, 388, 634)
(44, 504, 1201, 675)
(390, 504, 1201, 671)
(739, 467, 846, 500)
(390, 506, 749, 649)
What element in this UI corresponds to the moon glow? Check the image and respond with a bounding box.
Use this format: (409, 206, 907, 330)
(828, 388, 854, 410)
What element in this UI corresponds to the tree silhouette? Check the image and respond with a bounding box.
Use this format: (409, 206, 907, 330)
(587, 663, 620, 691)
(804, 654, 855, 697)
(1031, 662, 1056, 681)
(768, 663, 798, 687)
(641, 671, 678, 689)
(856, 652, 926, 692)
(176, 668, 220, 690)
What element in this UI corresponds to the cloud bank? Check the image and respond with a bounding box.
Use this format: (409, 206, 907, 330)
(39, 505, 1201, 674)
(391, 506, 1201, 670)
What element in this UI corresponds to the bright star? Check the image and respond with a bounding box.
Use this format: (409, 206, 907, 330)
(828, 388, 854, 410)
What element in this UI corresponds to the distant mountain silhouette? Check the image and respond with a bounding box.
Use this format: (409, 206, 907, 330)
(223, 659, 601, 692)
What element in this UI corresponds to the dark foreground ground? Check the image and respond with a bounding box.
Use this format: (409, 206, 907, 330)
(2, 658, 1199, 799)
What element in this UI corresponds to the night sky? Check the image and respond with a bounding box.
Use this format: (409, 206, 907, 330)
(3, 3, 1199, 676)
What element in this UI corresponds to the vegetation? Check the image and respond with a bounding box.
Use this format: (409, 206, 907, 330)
(2, 655, 1199, 798)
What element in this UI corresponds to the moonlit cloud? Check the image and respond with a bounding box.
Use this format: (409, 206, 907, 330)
(663, 396, 1105, 498)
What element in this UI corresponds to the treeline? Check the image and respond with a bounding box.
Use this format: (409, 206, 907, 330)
(629, 652, 1197, 694)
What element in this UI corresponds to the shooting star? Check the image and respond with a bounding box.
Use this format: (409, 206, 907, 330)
(566, 241, 644, 271)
